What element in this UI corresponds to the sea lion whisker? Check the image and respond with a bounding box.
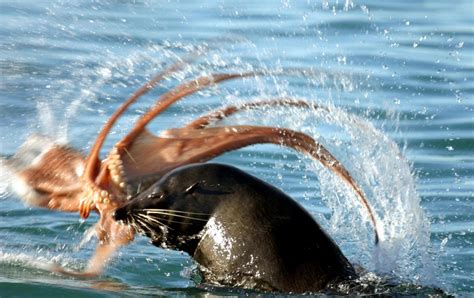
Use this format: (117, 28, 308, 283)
(135, 212, 166, 226)
(144, 211, 208, 222)
(135, 213, 174, 230)
(142, 208, 210, 216)
(138, 212, 197, 226)
(128, 213, 139, 227)
(134, 216, 156, 235)
(135, 215, 169, 241)
(136, 212, 165, 225)
(132, 219, 148, 235)
(134, 217, 149, 230)
(142, 209, 205, 217)
(128, 217, 142, 234)
(145, 217, 192, 226)
(138, 212, 200, 228)
(143, 210, 208, 222)
(137, 209, 209, 225)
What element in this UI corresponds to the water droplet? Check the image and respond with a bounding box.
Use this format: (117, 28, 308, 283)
(413, 42, 419, 48)
(440, 237, 449, 248)
(455, 41, 464, 48)
(446, 146, 454, 151)
(405, 21, 410, 26)
(337, 56, 347, 64)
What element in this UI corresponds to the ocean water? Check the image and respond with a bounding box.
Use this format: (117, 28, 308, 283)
(0, 0, 472, 296)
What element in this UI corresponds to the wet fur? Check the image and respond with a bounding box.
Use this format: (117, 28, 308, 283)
(114, 163, 357, 293)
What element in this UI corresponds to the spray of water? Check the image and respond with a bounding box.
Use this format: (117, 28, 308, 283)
(215, 99, 437, 285)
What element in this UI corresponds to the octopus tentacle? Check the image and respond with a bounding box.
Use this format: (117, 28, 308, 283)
(79, 57, 192, 219)
(115, 71, 264, 150)
(5, 138, 86, 212)
(103, 71, 265, 192)
(184, 100, 381, 243)
(110, 124, 381, 244)
(184, 98, 320, 129)
(116, 67, 328, 143)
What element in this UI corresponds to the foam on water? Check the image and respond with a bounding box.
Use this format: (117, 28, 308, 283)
(0, 160, 11, 200)
(0, 251, 61, 273)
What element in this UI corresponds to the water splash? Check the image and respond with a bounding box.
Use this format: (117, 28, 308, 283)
(30, 42, 259, 146)
(214, 100, 437, 286)
(0, 251, 63, 273)
(0, 159, 12, 200)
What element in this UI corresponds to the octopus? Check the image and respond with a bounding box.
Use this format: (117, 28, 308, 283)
(3, 56, 380, 277)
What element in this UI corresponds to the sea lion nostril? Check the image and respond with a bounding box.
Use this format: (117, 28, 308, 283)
(113, 207, 127, 221)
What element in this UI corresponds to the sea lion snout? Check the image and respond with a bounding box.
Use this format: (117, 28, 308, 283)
(112, 206, 129, 222)
(113, 187, 165, 222)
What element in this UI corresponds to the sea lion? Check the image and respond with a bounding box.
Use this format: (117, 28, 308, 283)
(113, 163, 357, 293)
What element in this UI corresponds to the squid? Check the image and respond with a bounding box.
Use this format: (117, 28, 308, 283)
(4, 59, 380, 277)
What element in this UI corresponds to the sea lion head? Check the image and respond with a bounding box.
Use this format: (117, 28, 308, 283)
(113, 164, 226, 253)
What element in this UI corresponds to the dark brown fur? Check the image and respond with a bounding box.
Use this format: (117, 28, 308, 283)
(114, 163, 357, 293)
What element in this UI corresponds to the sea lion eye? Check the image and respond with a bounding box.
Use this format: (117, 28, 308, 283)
(185, 182, 200, 194)
(147, 192, 166, 200)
